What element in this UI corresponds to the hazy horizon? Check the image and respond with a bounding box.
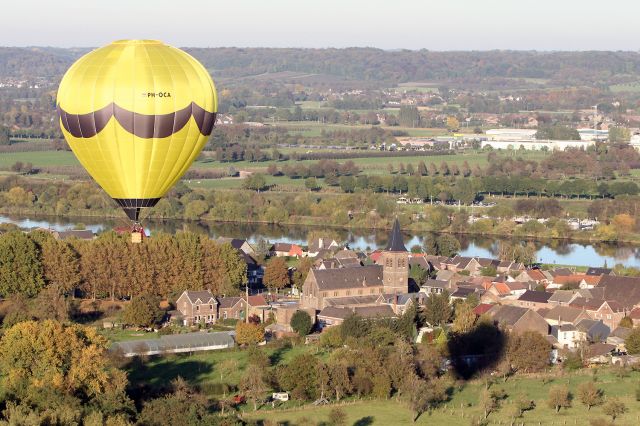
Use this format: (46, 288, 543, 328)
(2, 0, 638, 51)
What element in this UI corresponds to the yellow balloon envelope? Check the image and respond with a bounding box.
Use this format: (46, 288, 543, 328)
(57, 39, 217, 221)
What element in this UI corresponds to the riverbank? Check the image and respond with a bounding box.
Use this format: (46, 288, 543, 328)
(2, 213, 639, 268)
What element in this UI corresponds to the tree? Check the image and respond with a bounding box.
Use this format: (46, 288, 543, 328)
(41, 238, 81, 296)
(217, 358, 239, 381)
(446, 116, 460, 132)
(618, 316, 633, 328)
(423, 291, 452, 326)
(510, 394, 535, 420)
(138, 377, 214, 426)
(263, 257, 290, 293)
(452, 302, 476, 333)
(547, 385, 571, 413)
(0, 320, 131, 416)
(506, 331, 551, 373)
(240, 364, 268, 411)
(122, 293, 164, 328)
(328, 362, 352, 401)
(253, 237, 271, 262)
(278, 354, 319, 401)
(328, 407, 348, 426)
(290, 310, 313, 336)
(625, 327, 640, 354)
(434, 234, 460, 257)
(235, 321, 264, 345)
(0, 125, 9, 145)
(243, 173, 267, 191)
(0, 231, 44, 297)
(339, 176, 356, 193)
(479, 388, 503, 420)
(577, 381, 603, 410)
(602, 397, 627, 422)
(305, 177, 321, 191)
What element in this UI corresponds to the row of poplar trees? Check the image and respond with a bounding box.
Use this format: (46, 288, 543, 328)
(0, 229, 248, 301)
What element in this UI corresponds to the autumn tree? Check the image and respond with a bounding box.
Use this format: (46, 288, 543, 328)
(624, 327, 640, 354)
(263, 257, 290, 293)
(277, 353, 319, 401)
(235, 321, 264, 345)
(328, 407, 348, 426)
(577, 381, 604, 410)
(122, 293, 164, 328)
(602, 397, 627, 422)
(0, 231, 44, 297)
(240, 364, 268, 411)
(201, 240, 247, 295)
(547, 385, 571, 413)
(0, 320, 131, 417)
(506, 331, 551, 373)
(452, 301, 476, 333)
(217, 358, 239, 381)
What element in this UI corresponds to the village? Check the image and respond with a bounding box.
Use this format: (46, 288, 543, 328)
(77, 219, 640, 373)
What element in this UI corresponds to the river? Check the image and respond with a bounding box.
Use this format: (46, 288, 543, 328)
(1, 214, 639, 268)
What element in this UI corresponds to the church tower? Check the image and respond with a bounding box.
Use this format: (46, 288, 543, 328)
(382, 218, 409, 294)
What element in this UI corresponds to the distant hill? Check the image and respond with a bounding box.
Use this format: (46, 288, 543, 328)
(3, 46, 640, 87)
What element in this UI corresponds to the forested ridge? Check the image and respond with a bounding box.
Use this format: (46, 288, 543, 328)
(4, 47, 640, 85)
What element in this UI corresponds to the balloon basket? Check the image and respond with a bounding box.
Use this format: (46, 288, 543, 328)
(130, 223, 145, 244)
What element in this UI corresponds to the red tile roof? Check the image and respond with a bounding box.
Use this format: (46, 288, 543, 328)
(474, 303, 494, 316)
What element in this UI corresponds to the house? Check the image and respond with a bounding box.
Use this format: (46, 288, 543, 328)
(575, 319, 610, 343)
(551, 324, 581, 349)
(450, 286, 479, 302)
(175, 290, 218, 326)
(585, 343, 616, 365)
(595, 275, 640, 310)
(420, 279, 452, 295)
(247, 295, 270, 321)
(217, 296, 246, 321)
(549, 274, 601, 290)
(569, 297, 625, 330)
(267, 302, 316, 335)
(473, 303, 494, 317)
(272, 243, 304, 258)
(629, 307, 640, 326)
(513, 290, 552, 310)
(486, 305, 549, 336)
(547, 290, 578, 306)
(497, 261, 525, 274)
(317, 305, 396, 328)
(378, 293, 423, 316)
(586, 267, 613, 276)
(307, 237, 340, 257)
(514, 269, 552, 285)
(543, 305, 590, 326)
(607, 327, 632, 352)
(241, 252, 264, 286)
(216, 237, 255, 255)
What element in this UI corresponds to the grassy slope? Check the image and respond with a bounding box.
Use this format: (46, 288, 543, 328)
(244, 370, 640, 425)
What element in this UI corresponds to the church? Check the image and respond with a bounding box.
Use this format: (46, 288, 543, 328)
(300, 219, 415, 316)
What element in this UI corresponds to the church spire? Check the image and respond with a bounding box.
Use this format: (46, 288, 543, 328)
(385, 218, 407, 252)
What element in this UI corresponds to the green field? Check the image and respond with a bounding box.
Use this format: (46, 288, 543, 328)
(244, 369, 640, 425)
(610, 81, 640, 93)
(127, 343, 325, 390)
(0, 151, 80, 168)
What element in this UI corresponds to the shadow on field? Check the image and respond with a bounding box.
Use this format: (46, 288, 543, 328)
(446, 322, 506, 380)
(353, 416, 375, 426)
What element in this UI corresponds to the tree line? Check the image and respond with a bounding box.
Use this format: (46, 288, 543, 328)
(0, 229, 248, 301)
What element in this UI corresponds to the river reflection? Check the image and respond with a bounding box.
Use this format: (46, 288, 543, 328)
(2, 214, 640, 268)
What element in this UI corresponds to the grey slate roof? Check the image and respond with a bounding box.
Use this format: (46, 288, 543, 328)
(586, 267, 612, 276)
(184, 290, 216, 304)
(543, 305, 585, 323)
(548, 290, 576, 304)
(488, 305, 530, 326)
(386, 218, 407, 252)
(217, 296, 243, 309)
(596, 275, 640, 309)
(324, 295, 381, 307)
(517, 290, 552, 303)
(312, 265, 383, 291)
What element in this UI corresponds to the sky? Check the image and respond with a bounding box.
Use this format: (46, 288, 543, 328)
(2, 0, 639, 50)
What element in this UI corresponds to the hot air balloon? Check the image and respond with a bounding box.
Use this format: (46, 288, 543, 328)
(57, 39, 217, 228)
